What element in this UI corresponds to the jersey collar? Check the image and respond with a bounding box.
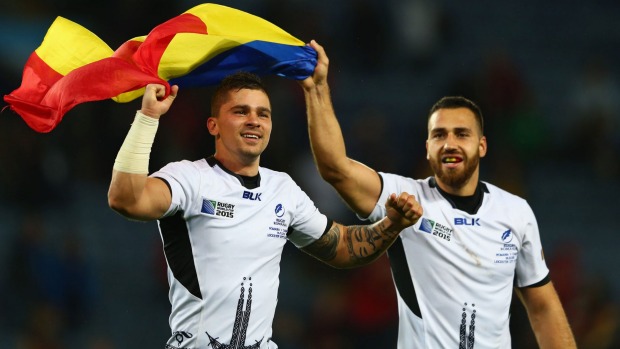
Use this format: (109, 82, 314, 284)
(206, 156, 261, 189)
(429, 177, 488, 215)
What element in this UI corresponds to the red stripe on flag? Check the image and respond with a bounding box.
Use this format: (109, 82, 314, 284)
(113, 39, 143, 61)
(10, 52, 64, 103)
(2, 14, 207, 133)
(3, 52, 65, 131)
(6, 57, 167, 133)
(130, 13, 208, 76)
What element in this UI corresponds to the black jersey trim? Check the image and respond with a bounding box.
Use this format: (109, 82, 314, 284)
(159, 211, 202, 299)
(287, 219, 333, 238)
(206, 155, 261, 189)
(153, 176, 172, 197)
(429, 177, 488, 215)
(321, 219, 334, 237)
(518, 272, 551, 288)
(387, 237, 421, 318)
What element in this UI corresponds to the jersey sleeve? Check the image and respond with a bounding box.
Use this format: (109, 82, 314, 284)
(515, 202, 550, 287)
(150, 160, 201, 218)
(286, 182, 329, 248)
(362, 172, 416, 223)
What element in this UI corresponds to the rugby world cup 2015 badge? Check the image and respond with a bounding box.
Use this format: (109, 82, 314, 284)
(201, 198, 235, 218)
(419, 217, 453, 241)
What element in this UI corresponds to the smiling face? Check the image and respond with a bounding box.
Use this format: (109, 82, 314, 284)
(207, 88, 272, 171)
(426, 107, 487, 195)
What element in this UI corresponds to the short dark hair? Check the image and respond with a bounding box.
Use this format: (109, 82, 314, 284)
(427, 96, 484, 134)
(211, 72, 267, 117)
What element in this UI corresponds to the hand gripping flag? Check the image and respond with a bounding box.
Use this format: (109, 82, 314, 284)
(3, 3, 317, 133)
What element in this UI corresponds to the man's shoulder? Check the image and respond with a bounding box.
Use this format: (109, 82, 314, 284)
(379, 171, 430, 182)
(379, 172, 432, 188)
(482, 181, 528, 205)
(259, 166, 293, 181)
(154, 158, 210, 177)
(166, 158, 209, 168)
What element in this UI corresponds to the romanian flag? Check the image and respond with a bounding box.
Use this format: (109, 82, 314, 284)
(3, 3, 317, 133)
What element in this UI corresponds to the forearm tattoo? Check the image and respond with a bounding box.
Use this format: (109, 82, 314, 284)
(303, 225, 340, 262)
(345, 220, 399, 265)
(303, 220, 400, 266)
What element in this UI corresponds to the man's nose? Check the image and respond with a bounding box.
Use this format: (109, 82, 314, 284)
(246, 112, 260, 126)
(443, 134, 457, 149)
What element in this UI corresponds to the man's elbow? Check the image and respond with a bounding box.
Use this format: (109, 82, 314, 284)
(107, 191, 134, 218)
(317, 165, 347, 186)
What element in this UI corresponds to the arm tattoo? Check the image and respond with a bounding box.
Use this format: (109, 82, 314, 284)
(302, 220, 401, 266)
(345, 220, 400, 266)
(302, 224, 340, 262)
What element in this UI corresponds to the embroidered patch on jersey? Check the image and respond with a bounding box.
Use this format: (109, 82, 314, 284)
(419, 218, 434, 233)
(419, 218, 453, 241)
(201, 198, 235, 218)
(274, 203, 285, 217)
(494, 230, 518, 264)
(501, 229, 513, 243)
(267, 204, 288, 239)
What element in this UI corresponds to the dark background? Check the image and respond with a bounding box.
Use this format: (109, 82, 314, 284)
(1, 1, 619, 348)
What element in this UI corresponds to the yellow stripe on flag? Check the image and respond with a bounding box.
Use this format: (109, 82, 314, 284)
(158, 34, 248, 80)
(185, 4, 304, 45)
(35, 17, 113, 76)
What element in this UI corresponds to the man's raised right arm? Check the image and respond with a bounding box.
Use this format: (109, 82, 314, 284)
(301, 40, 381, 217)
(108, 84, 178, 221)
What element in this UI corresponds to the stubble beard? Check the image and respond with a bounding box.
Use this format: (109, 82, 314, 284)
(429, 153, 479, 189)
(239, 139, 268, 162)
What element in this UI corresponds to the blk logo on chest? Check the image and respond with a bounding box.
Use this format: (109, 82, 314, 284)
(242, 190, 262, 201)
(454, 218, 480, 226)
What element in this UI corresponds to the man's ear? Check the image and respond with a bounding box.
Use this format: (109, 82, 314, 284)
(479, 136, 487, 158)
(206, 117, 217, 136)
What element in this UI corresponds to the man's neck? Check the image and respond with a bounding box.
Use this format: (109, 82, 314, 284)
(213, 153, 260, 176)
(434, 174, 479, 196)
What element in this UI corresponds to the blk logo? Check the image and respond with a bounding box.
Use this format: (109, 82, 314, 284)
(243, 191, 262, 201)
(454, 218, 480, 226)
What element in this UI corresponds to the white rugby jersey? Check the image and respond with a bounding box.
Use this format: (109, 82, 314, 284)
(366, 173, 549, 349)
(150, 157, 329, 349)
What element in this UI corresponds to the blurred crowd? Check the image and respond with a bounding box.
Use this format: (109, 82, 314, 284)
(1, 0, 619, 348)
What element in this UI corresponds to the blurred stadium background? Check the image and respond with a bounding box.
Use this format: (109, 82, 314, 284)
(1, 0, 619, 348)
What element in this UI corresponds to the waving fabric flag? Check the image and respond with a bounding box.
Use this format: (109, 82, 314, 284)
(3, 3, 317, 133)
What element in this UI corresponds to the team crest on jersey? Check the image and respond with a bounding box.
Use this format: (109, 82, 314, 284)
(501, 229, 513, 243)
(419, 218, 453, 241)
(494, 230, 518, 264)
(267, 204, 288, 239)
(274, 203, 285, 217)
(201, 198, 235, 218)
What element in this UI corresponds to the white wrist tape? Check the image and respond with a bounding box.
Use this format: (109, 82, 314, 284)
(113, 111, 159, 174)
